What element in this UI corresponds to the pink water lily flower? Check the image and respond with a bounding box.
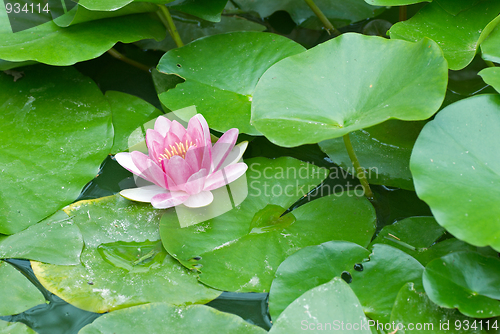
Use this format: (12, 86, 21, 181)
(115, 114, 248, 209)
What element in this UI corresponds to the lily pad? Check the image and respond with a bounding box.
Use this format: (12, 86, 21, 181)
(251, 33, 447, 147)
(410, 94, 500, 251)
(391, 283, 487, 334)
(105, 91, 164, 154)
(137, 14, 266, 52)
(0, 13, 165, 66)
(319, 120, 427, 190)
(157, 32, 306, 135)
(79, 303, 267, 334)
(77, 0, 173, 11)
(32, 195, 221, 313)
(389, 0, 500, 70)
(53, 2, 157, 27)
(368, 216, 445, 263)
(235, 0, 383, 28)
(0, 320, 36, 334)
(160, 157, 376, 292)
(349, 244, 424, 323)
(0, 65, 113, 235)
(423, 252, 500, 318)
(268, 277, 371, 334)
(269, 241, 370, 321)
(169, 0, 229, 22)
(0, 211, 83, 265)
(481, 23, 500, 64)
(0, 261, 45, 316)
(479, 67, 500, 94)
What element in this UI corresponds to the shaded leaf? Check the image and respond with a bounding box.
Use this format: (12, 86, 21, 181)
(479, 67, 500, 94)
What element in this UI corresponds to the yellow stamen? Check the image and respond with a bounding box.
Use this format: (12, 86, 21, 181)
(158, 140, 196, 162)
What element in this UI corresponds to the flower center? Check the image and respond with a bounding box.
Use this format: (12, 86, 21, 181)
(158, 140, 196, 161)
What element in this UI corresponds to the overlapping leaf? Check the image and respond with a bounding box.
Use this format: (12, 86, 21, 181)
(0, 65, 113, 234)
(479, 67, 500, 94)
(411, 94, 500, 251)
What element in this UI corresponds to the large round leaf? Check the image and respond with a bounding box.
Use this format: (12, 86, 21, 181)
(251, 33, 447, 147)
(268, 277, 371, 334)
(319, 120, 427, 190)
(410, 94, 500, 251)
(0, 261, 44, 316)
(157, 32, 306, 135)
(479, 67, 500, 94)
(79, 303, 267, 334)
(32, 195, 221, 313)
(389, 0, 500, 70)
(391, 283, 487, 334)
(105, 91, 163, 154)
(0, 14, 165, 66)
(160, 157, 376, 292)
(0, 211, 83, 265)
(423, 252, 500, 318)
(269, 241, 370, 321)
(0, 65, 113, 234)
(0, 320, 35, 334)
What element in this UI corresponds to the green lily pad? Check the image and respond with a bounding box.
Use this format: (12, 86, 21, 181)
(364, 0, 429, 5)
(32, 195, 221, 313)
(269, 241, 370, 321)
(0, 211, 83, 265)
(423, 252, 500, 318)
(319, 120, 427, 190)
(268, 277, 371, 334)
(105, 91, 164, 154)
(410, 94, 500, 252)
(136, 14, 266, 52)
(160, 157, 376, 292)
(389, 0, 500, 70)
(0, 261, 45, 316)
(53, 2, 157, 27)
(481, 23, 500, 64)
(369, 216, 445, 262)
(169, 0, 229, 22)
(342, 244, 422, 323)
(0, 320, 36, 334)
(0, 13, 165, 66)
(157, 32, 305, 135)
(251, 33, 447, 147)
(479, 67, 500, 94)
(0, 65, 113, 235)
(77, 0, 173, 11)
(391, 283, 487, 334)
(79, 303, 267, 334)
(235, 0, 383, 28)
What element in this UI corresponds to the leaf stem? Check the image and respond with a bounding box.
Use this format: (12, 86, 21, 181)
(343, 133, 374, 199)
(399, 5, 407, 21)
(303, 0, 340, 36)
(157, 5, 184, 48)
(485, 60, 497, 67)
(107, 48, 150, 72)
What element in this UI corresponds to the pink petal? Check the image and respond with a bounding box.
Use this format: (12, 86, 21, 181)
(166, 155, 195, 191)
(120, 185, 166, 202)
(151, 191, 190, 209)
(146, 129, 164, 162)
(184, 145, 203, 171)
(184, 168, 208, 195)
(182, 191, 214, 208)
(169, 120, 187, 140)
(203, 162, 248, 191)
(219, 141, 248, 170)
(115, 152, 141, 175)
(211, 128, 238, 172)
(154, 116, 171, 136)
(130, 151, 167, 188)
(187, 114, 204, 144)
